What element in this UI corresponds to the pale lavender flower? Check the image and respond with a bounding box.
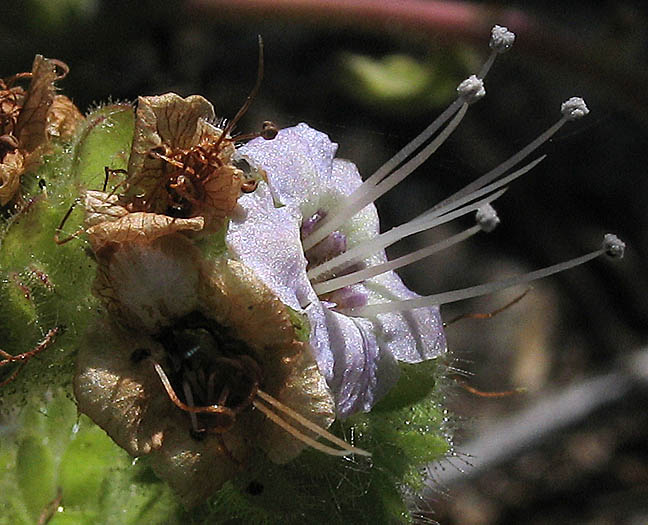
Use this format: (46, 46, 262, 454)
(226, 25, 624, 418)
(228, 124, 446, 418)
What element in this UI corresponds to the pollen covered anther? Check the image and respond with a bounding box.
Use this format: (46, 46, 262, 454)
(299, 26, 522, 251)
(603, 233, 625, 258)
(457, 75, 486, 104)
(489, 25, 516, 53)
(561, 97, 589, 121)
(476, 204, 500, 233)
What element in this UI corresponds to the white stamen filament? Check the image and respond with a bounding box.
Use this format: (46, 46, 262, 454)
(344, 242, 614, 317)
(307, 188, 506, 282)
(302, 104, 469, 251)
(408, 155, 545, 228)
(302, 26, 515, 252)
(308, 154, 541, 288)
(362, 98, 465, 190)
(253, 401, 355, 457)
(313, 225, 481, 296)
(432, 109, 574, 212)
(254, 389, 371, 457)
(478, 50, 499, 80)
(344, 67, 494, 192)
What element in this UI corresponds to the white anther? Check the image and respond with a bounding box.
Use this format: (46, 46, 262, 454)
(603, 233, 625, 258)
(457, 75, 485, 104)
(561, 97, 589, 121)
(476, 204, 500, 232)
(489, 25, 516, 53)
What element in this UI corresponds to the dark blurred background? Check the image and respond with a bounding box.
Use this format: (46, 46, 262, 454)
(2, 1, 647, 523)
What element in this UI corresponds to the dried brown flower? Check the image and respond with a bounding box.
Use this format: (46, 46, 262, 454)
(74, 234, 341, 507)
(0, 56, 83, 206)
(123, 93, 249, 232)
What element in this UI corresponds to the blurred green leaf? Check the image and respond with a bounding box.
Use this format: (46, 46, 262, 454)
(16, 435, 57, 517)
(1, 389, 181, 525)
(339, 51, 464, 114)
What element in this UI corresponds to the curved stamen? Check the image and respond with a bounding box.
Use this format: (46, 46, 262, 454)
(362, 98, 464, 191)
(302, 103, 469, 251)
(338, 25, 513, 193)
(432, 98, 589, 212)
(152, 355, 368, 456)
(302, 25, 515, 252)
(252, 400, 351, 457)
(150, 359, 237, 420)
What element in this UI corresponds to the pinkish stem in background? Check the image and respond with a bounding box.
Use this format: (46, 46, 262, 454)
(186, 0, 648, 117)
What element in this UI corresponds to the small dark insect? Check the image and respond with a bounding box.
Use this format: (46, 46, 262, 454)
(246, 481, 264, 495)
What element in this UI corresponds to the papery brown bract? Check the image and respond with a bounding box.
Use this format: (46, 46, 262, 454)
(87, 206, 205, 255)
(46, 94, 84, 139)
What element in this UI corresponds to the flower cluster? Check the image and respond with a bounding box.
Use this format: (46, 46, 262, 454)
(73, 92, 366, 507)
(66, 24, 625, 508)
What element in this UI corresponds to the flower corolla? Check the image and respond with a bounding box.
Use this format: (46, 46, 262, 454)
(227, 125, 446, 418)
(226, 124, 446, 417)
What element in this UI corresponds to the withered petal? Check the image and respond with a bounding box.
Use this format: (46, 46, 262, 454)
(200, 258, 336, 460)
(74, 319, 245, 508)
(74, 319, 171, 456)
(88, 211, 204, 253)
(0, 149, 24, 205)
(126, 93, 218, 208)
(93, 234, 202, 331)
(46, 94, 84, 139)
(149, 422, 245, 508)
(84, 190, 129, 227)
(200, 258, 298, 354)
(15, 55, 58, 153)
(259, 352, 336, 464)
